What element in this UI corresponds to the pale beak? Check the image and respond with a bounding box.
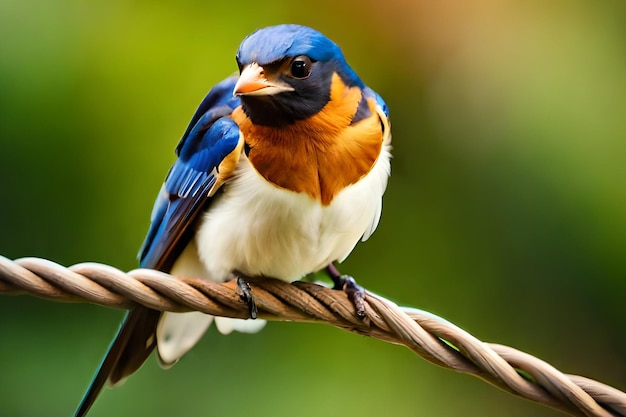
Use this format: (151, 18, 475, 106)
(233, 63, 294, 96)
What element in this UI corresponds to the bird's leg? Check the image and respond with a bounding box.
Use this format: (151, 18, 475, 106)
(236, 276, 258, 319)
(325, 264, 366, 319)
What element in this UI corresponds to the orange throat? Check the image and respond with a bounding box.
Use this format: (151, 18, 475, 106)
(232, 74, 383, 206)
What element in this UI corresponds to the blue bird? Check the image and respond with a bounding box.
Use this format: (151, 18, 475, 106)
(75, 24, 391, 416)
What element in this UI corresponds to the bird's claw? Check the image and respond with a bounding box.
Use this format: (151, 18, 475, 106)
(237, 276, 258, 319)
(326, 264, 366, 319)
(339, 275, 366, 319)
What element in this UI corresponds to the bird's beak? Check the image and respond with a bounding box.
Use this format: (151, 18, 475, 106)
(234, 63, 294, 96)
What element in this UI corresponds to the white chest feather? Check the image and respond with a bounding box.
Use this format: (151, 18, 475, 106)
(190, 144, 391, 282)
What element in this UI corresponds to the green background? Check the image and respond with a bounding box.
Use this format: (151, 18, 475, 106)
(1, 0, 624, 416)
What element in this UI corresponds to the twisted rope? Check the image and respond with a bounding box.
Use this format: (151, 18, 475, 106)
(1, 255, 624, 417)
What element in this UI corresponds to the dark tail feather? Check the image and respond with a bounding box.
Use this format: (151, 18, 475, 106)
(74, 308, 161, 417)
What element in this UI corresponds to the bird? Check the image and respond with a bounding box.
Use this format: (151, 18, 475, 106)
(75, 23, 391, 416)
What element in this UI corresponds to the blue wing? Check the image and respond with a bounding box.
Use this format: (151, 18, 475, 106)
(74, 75, 243, 417)
(138, 74, 242, 271)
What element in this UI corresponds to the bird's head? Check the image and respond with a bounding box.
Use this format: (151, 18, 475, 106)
(234, 24, 363, 127)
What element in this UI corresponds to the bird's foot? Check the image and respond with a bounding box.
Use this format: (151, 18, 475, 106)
(325, 264, 366, 319)
(237, 276, 258, 319)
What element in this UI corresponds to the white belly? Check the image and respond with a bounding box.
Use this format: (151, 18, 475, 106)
(192, 146, 391, 282)
(158, 146, 390, 360)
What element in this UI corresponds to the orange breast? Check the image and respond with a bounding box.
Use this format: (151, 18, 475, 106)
(232, 73, 383, 206)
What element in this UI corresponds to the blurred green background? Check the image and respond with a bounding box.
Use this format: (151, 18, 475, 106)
(1, 0, 625, 416)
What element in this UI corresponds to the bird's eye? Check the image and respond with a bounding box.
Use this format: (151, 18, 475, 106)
(289, 56, 312, 79)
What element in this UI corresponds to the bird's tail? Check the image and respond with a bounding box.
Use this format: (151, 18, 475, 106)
(156, 312, 266, 367)
(74, 307, 161, 417)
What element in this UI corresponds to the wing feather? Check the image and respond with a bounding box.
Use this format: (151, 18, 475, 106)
(139, 77, 242, 271)
(75, 75, 243, 417)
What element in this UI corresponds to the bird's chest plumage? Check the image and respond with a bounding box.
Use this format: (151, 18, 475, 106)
(231, 75, 383, 205)
(193, 90, 388, 282)
(194, 155, 387, 282)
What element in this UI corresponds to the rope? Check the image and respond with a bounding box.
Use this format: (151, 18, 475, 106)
(1, 255, 624, 417)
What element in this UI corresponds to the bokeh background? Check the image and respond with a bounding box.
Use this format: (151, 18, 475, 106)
(1, 0, 625, 416)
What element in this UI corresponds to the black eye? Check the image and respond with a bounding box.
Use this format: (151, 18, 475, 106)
(289, 56, 312, 79)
